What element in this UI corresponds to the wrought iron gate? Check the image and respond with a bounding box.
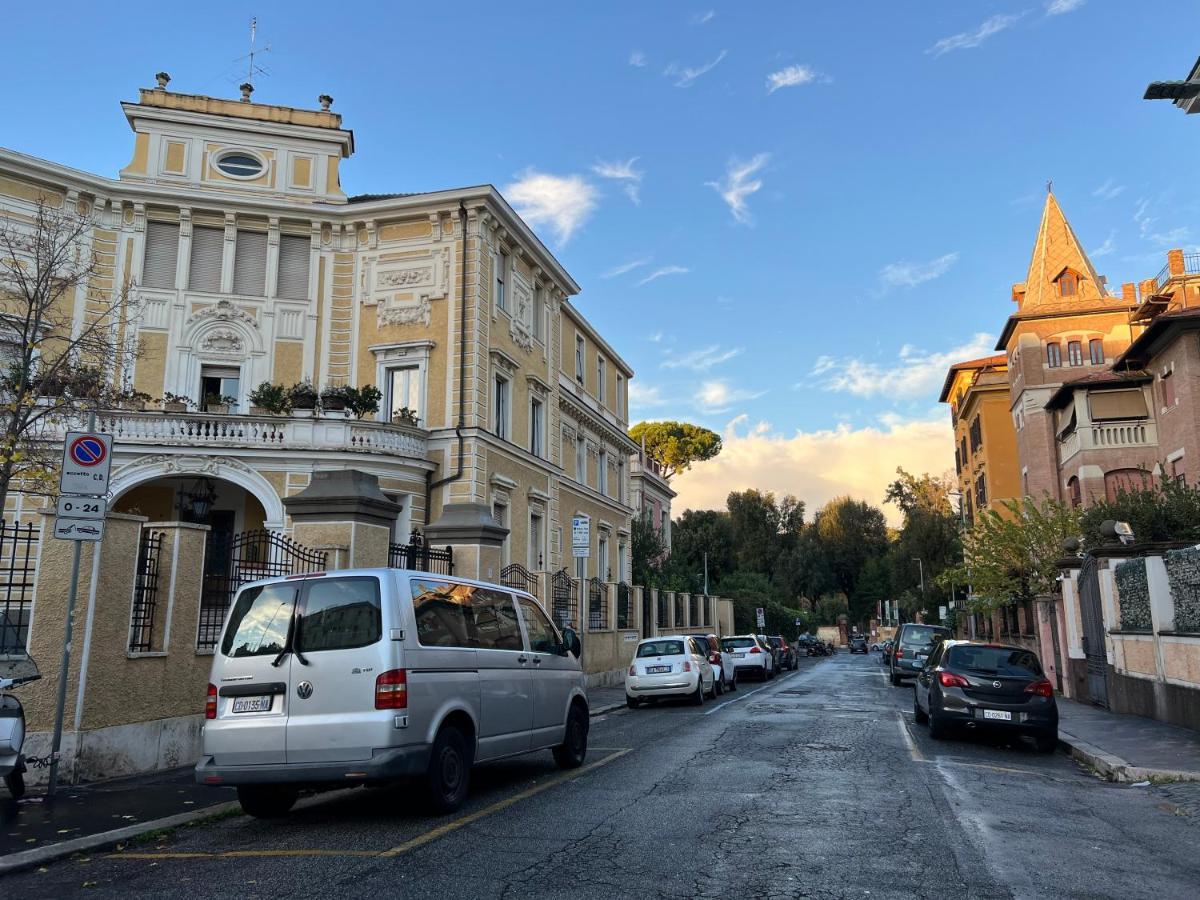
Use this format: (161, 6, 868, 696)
(500, 562, 538, 596)
(197, 530, 327, 651)
(551, 569, 576, 630)
(1077, 555, 1109, 708)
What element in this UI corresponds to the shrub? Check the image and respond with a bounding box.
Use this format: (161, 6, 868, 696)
(1080, 476, 1200, 548)
(248, 381, 290, 414)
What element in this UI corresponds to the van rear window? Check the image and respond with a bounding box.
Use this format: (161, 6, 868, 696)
(222, 583, 296, 657)
(297, 577, 381, 652)
(901, 626, 947, 647)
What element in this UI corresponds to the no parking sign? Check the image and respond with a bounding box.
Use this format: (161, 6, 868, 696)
(59, 431, 113, 496)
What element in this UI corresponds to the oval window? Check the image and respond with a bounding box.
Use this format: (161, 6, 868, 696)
(215, 152, 263, 178)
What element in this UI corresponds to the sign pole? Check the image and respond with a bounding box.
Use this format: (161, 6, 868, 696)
(46, 412, 98, 797)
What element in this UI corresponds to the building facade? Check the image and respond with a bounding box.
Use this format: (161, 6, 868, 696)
(629, 451, 675, 552)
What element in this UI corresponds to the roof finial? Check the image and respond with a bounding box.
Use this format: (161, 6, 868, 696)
(1047, 179, 1053, 195)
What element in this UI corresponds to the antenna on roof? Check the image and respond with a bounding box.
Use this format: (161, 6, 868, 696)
(234, 16, 271, 88)
(1046, 179, 1053, 194)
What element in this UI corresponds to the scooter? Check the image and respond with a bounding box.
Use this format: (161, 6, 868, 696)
(0, 650, 40, 800)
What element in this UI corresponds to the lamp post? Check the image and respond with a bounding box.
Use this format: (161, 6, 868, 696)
(912, 557, 925, 620)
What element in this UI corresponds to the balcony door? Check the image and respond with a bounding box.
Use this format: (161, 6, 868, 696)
(201, 365, 241, 412)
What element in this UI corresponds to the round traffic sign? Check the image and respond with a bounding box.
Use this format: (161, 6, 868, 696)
(69, 435, 107, 467)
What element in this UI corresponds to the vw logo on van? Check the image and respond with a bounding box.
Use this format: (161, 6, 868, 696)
(992, 680, 1002, 689)
(296, 681, 314, 700)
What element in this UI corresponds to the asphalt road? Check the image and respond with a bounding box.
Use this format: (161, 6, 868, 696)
(6, 652, 1200, 899)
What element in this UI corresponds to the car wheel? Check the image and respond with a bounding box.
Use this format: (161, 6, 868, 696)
(626, 694, 641, 709)
(728, 672, 738, 692)
(4, 770, 25, 801)
(691, 678, 705, 706)
(237, 785, 298, 819)
(928, 710, 948, 741)
(553, 704, 589, 769)
(427, 724, 472, 812)
(913, 693, 928, 724)
(1033, 731, 1058, 754)
(714, 674, 724, 696)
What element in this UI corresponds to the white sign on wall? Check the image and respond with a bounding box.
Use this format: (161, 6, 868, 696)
(571, 515, 590, 558)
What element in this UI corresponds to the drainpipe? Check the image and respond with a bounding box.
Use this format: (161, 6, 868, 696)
(425, 201, 469, 523)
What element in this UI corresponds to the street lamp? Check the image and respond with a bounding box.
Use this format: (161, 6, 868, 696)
(912, 557, 926, 618)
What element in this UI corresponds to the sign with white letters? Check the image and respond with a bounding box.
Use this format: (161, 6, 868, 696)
(571, 515, 590, 558)
(756, 607, 766, 629)
(59, 432, 113, 496)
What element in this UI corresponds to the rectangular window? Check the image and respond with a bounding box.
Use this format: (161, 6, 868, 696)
(188, 226, 224, 292)
(617, 459, 625, 503)
(221, 582, 296, 658)
(576, 433, 587, 482)
(1163, 370, 1176, 408)
(532, 285, 545, 341)
(616, 373, 624, 416)
(141, 221, 179, 289)
(955, 447, 962, 475)
(492, 502, 509, 566)
(517, 596, 559, 654)
(296, 576, 382, 652)
(388, 366, 422, 423)
(530, 396, 544, 457)
(494, 249, 508, 311)
(599, 449, 609, 495)
(575, 334, 585, 383)
(1046, 343, 1062, 368)
(276, 234, 311, 300)
(975, 474, 987, 507)
(1171, 457, 1186, 486)
(969, 416, 982, 453)
(1067, 341, 1083, 367)
(598, 534, 609, 582)
(1089, 339, 1104, 365)
(493, 374, 510, 440)
(200, 365, 240, 411)
(529, 512, 544, 570)
(410, 580, 521, 650)
(597, 357, 606, 404)
(233, 230, 267, 296)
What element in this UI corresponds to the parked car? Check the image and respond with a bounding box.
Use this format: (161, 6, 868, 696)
(722, 634, 776, 680)
(914, 640, 1058, 752)
(768, 636, 797, 671)
(755, 634, 780, 672)
(889, 623, 951, 686)
(196, 569, 589, 818)
(848, 635, 868, 654)
(870, 640, 885, 652)
(690, 633, 736, 693)
(627, 636, 714, 707)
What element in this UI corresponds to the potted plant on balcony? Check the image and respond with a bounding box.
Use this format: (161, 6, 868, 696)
(319, 384, 353, 418)
(161, 392, 193, 413)
(203, 392, 236, 415)
(392, 406, 420, 427)
(289, 379, 318, 418)
(346, 385, 382, 420)
(248, 381, 291, 416)
(115, 389, 154, 412)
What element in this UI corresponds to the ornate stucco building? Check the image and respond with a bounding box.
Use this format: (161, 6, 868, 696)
(0, 75, 637, 585)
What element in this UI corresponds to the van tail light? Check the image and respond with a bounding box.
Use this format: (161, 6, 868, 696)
(938, 671, 969, 689)
(205, 683, 217, 720)
(682, 661, 692, 672)
(1025, 679, 1054, 698)
(895, 648, 904, 659)
(375, 669, 408, 710)
(749, 646, 761, 654)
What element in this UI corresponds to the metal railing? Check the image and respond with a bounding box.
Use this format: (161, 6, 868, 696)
(0, 521, 39, 654)
(389, 532, 454, 575)
(551, 569, 577, 630)
(657, 592, 668, 628)
(500, 562, 538, 596)
(689, 595, 699, 626)
(616, 582, 631, 630)
(129, 530, 165, 653)
(587, 577, 607, 631)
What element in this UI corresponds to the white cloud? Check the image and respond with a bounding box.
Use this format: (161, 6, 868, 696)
(1150, 226, 1191, 246)
(602, 257, 651, 279)
(592, 157, 644, 204)
(811, 332, 996, 400)
(665, 49, 728, 87)
(690, 9, 716, 25)
(1091, 231, 1116, 258)
(671, 414, 953, 527)
(1092, 178, 1125, 201)
(503, 170, 598, 245)
(766, 64, 828, 93)
(694, 380, 767, 414)
(629, 382, 667, 412)
(629, 50, 647, 67)
(661, 344, 743, 371)
(706, 153, 770, 224)
(636, 265, 689, 287)
(927, 14, 1023, 57)
(1046, 0, 1085, 14)
(879, 252, 959, 289)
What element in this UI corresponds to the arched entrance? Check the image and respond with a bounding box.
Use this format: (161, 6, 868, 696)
(108, 455, 286, 529)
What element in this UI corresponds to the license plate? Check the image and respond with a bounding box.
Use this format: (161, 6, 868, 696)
(231, 696, 272, 713)
(645, 665, 671, 674)
(733, 653, 746, 658)
(917, 654, 928, 661)
(983, 709, 1012, 721)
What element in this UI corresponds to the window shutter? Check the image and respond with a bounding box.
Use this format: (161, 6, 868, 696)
(141, 222, 179, 289)
(277, 234, 311, 300)
(232, 230, 267, 296)
(188, 226, 224, 292)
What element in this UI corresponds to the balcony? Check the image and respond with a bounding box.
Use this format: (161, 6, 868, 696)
(92, 410, 428, 459)
(1058, 420, 1156, 464)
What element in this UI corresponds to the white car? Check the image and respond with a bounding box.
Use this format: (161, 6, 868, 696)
(626, 636, 715, 707)
(690, 633, 737, 693)
(722, 634, 776, 681)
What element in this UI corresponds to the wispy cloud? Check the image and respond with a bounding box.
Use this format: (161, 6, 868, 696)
(504, 170, 598, 245)
(766, 64, 829, 93)
(1093, 178, 1125, 201)
(690, 9, 716, 25)
(636, 265, 690, 287)
(628, 50, 647, 68)
(1135, 197, 1191, 246)
(809, 333, 995, 400)
(1091, 231, 1116, 258)
(1150, 226, 1191, 246)
(629, 382, 667, 412)
(602, 257, 651, 279)
(661, 344, 743, 371)
(706, 153, 770, 224)
(648, 331, 664, 343)
(878, 252, 959, 290)
(694, 380, 767, 414)
(592, 157, 644, 204)
(927, 13, 1023, 57)
(665, 49, 728, 87)
(1046, 0, 1085, 15)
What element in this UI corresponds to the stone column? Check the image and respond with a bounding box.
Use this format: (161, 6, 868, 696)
(283, 469, 398, 570)
(679, 592, 691, 629)
(423, 502, 508, 583)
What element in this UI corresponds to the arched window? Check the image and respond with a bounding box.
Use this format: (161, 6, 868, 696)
(1067, 476, 1081, 508)
(1057, 271, 1078, 297)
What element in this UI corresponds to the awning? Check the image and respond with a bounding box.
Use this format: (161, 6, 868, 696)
(1088, 389, 1148, 421)
(1055, 397, 1077, 438)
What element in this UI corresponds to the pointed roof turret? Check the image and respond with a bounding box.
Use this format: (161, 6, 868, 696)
(1019, 190, 1108, 310)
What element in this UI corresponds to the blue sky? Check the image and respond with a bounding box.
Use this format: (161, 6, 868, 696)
(7, 1, 1200, 517)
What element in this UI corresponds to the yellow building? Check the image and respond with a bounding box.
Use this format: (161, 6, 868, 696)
(0, 76, 637, 619)
(939, 355, 1020, 522)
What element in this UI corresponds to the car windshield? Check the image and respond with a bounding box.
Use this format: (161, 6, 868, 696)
(901, 626, 947, 648)
(722, 637, 755, 650)
(947, 646, 1043, 677)
(768, 637, 782, 648)
(637, 640, 684, 658)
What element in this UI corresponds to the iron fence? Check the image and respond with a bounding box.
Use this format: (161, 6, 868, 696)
(551, 569, 577, 630)
(389, 531, 454, 575)
(701, 595, 711, 628)
(587, 577, 607, 630)
(500, 562, 538, 596)
(128, 530, 165, 653)
(675, 596, 685, 627)
(0, 520, 39, 654)
(657, 592, 668, 628)
(616, 582, 631, 630)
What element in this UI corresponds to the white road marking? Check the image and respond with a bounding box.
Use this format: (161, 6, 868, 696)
(895, 710, 926, 762)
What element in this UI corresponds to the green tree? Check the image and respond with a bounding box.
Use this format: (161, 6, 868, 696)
(1078, 476, 1200, 548)
(813, 497, 889, 621)
(884, 468, 962, 620)
(628, 420, 722, 480)
(661, 508, 735, 593)
(630, 512, 668, 589)
(726, 489, 804, 579)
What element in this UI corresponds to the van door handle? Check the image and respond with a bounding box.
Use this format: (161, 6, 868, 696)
(518, 656, 529, 664)
(532, 657, 542, 665)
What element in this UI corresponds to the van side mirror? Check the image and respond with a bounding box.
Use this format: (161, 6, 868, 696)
(562, 627, 582, 659)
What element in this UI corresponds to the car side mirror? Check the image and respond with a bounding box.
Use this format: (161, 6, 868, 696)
(562, 627, 582, 659)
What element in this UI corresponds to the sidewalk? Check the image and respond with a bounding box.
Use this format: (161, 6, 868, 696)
(1057, 696, 1200, 783)
(588, 685, 625, 715)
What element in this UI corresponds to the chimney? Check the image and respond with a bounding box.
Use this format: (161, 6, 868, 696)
(1168, 248, 1185, 277)
(239, 82, 254, 103)
(1011, 283, 1026, 308)
(154, 71, 171, 91)
(1121, 282, 1137, 303)
(1140, 278, 1158, 299)
(318, 94, 333, 111)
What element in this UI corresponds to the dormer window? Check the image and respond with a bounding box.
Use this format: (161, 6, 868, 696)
(215, 151, 264, 179)
(1055, 270, 1079, 297)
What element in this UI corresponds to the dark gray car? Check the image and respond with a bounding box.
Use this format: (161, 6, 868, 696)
(888, 623, 950, 685)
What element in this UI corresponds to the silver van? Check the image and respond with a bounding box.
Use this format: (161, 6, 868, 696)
(195, 568, 587, 817)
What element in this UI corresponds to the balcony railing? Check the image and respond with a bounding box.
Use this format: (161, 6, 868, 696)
(89, 410, 427, 459)
(1058, 420, 1156, 464)
(1152, 253, 1200, 292)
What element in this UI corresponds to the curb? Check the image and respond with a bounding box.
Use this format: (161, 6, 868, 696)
(589, 701, 624, 717)
(0, 800, 241, 878)
(1059, 730, 1200, 784)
